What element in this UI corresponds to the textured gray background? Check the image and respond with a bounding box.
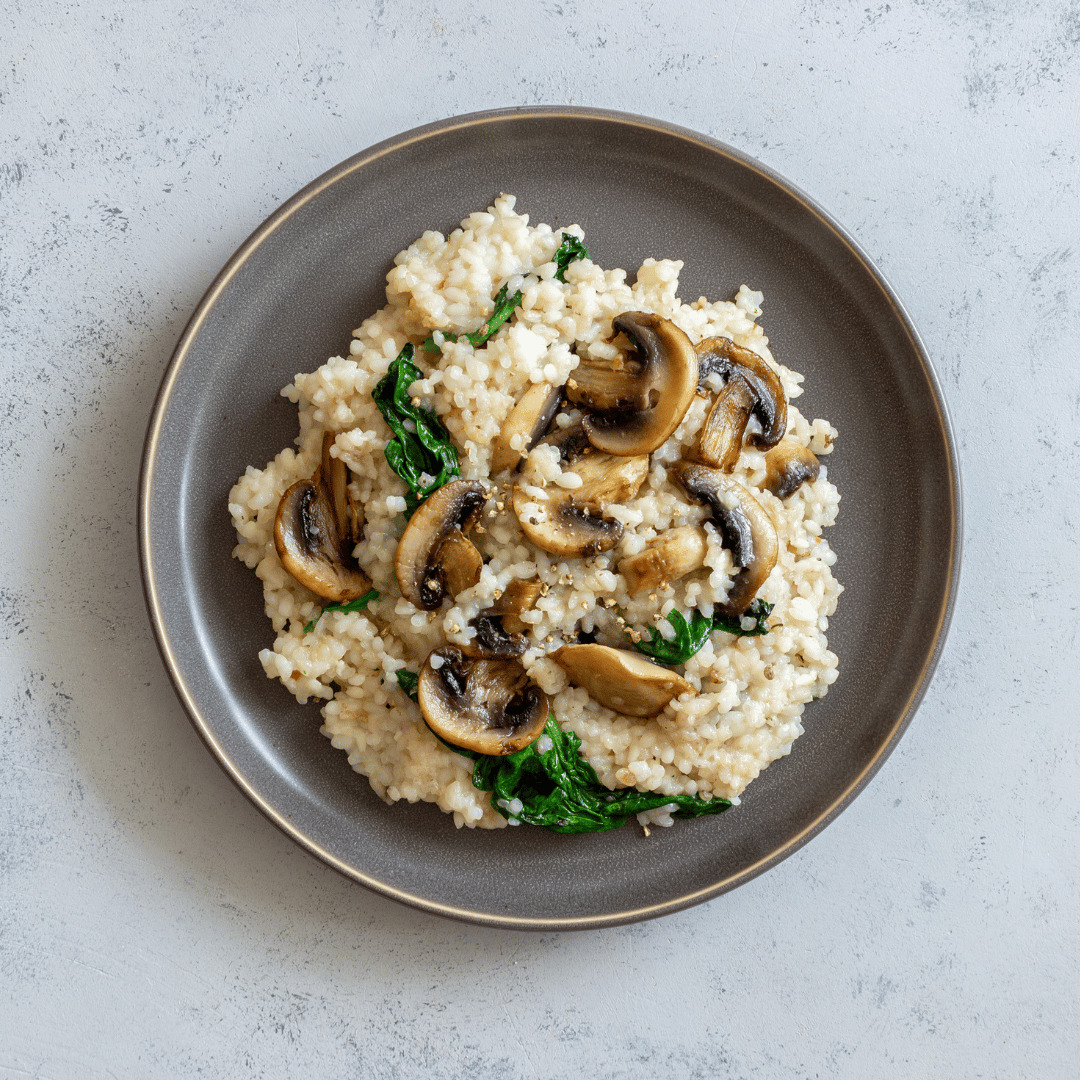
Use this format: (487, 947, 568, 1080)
(1, 1, 1077, 1077)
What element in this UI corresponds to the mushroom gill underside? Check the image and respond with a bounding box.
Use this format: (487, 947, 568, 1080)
(381, 313, 796, 751)
(273, 433, 372, 603)
(672, 461, 779, 618)
(418, 647, 550, 756)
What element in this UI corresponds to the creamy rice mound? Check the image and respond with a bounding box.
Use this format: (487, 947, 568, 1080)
(229, 195, 841, 830)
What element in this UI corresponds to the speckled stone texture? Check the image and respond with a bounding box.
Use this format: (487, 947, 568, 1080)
(1, 2, 1077, 1077)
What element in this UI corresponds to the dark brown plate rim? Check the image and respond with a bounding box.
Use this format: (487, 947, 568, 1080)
(139, 106, 962, 929)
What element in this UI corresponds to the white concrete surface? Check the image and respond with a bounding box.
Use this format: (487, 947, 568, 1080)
(2, 2, 1078, 1076)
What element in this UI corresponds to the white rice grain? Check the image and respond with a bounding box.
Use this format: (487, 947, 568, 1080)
(228, 195, 842, 830)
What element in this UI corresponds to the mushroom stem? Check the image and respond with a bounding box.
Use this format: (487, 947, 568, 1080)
(565, 352, 650, 413)
(394, 479, 486, 610)
(580, 312, 699, 457)
(488, 576, 543, 635)
(763, 438, 821, 499)
(273, 434, 373, 603)
(322, 431, 363, 545)
(671, 461, 779, 618)
(694, 376, 755, 472)
(490, 383, 563, 474)
(439, 531, 484, 598)
(695, 337, 788, 449)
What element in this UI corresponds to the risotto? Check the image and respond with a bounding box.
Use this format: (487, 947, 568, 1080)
(228, 195, 841, 831)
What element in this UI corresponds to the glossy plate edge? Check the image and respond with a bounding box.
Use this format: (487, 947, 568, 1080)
(138, 105, 963, 930)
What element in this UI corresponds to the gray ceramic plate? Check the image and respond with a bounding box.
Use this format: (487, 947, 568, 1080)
(140, 107, 960, 929)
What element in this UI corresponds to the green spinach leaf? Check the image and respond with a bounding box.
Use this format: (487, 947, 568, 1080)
(419, 237, 585, 355)
(712, 597, 774, 637)
(635, 609, 715, 665)
(635, 598, 774, 664)
(304, 588, 380, 633)
(552, 234, 590, 282)
(372, 344, 460, 514)
(394, 669, 419, 702)
(470, 717, 730, 833)
(422, 283, 523, 353)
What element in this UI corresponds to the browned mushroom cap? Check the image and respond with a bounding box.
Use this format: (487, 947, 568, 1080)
(694, 376, 756, 471)
(274, 441, 373, 603)
(581, 312, 699, 456)
(695, 337, 788, 450)
(763, 438, 821, 499)
(418, 646, 549, 755)
(618, 525, 709, 596)
(394, 479, 485, 610)
(671, 461, 778, 618)
(553, 644, 692, 717)
(513, 427, 648, 556)
(490, 383, 563, 474)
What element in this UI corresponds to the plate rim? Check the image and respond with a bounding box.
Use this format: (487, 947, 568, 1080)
(139, 105, 963, 930)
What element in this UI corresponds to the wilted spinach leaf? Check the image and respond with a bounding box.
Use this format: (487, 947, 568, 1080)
(634, 609, 715, 665)
(470, 717, 730, 833)
(394, 669, 419, 702)
(372, 344, 460, 515)
(552, 234, 590, 282)
(303, 588, 380, 633)
(422, 283, 523, 353)
(712, 597, 774, 638)
(635, 599, 774, 664)
(419, 237, 586, 355)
